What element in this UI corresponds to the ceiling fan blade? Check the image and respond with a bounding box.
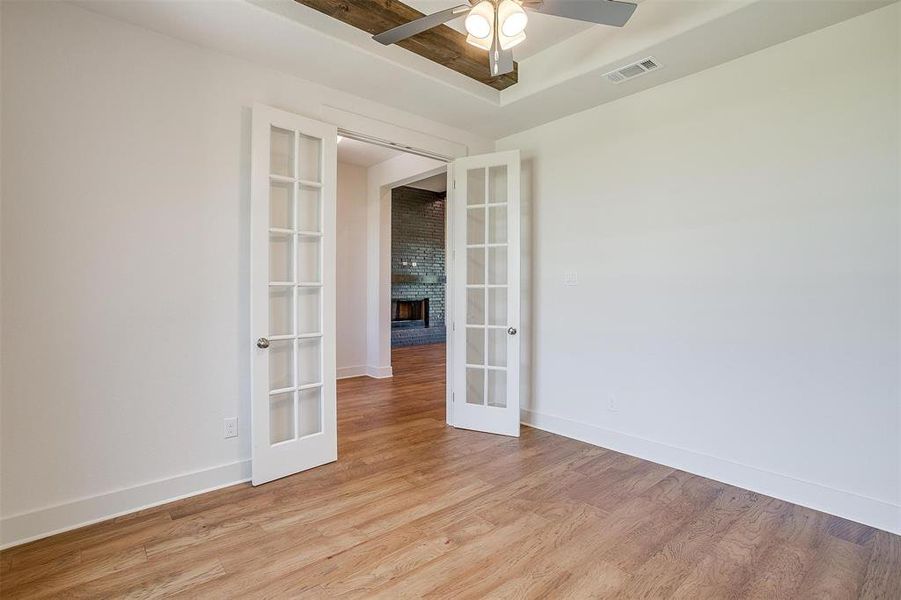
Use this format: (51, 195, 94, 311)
(489, 33, 514, 77)
(529, 0, 637, 27)
(373, 4, 471, 45)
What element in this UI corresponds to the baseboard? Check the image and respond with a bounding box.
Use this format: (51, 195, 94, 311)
(366, 365, 393, 379)
(337, 365, 368, 379)
(337, 365, 393, 380)
(521, 409, 900, 535)
(0, 459, 252, 549)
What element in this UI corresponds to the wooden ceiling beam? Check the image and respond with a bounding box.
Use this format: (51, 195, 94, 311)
(294, 0, 518, 90)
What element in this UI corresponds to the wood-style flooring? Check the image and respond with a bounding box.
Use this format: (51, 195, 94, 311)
(1, 343, 899, 598)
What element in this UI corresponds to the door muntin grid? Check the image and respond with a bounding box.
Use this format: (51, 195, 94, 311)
(268, 126, 324, 445)
(463, 164, 509, 409)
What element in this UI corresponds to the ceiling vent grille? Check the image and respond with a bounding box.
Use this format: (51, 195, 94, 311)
(603, 57, 661, 84)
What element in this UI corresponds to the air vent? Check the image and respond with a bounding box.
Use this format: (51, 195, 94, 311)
(603, 57, 662, 84)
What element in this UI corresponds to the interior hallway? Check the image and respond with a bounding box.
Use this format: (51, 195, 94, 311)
(1, 343, 899, 598)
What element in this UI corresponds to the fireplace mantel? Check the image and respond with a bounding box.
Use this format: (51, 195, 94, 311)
(391, 274, 446, 285)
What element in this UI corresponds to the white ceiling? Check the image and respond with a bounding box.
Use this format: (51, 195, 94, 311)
(338, 137, 406, 168)
(76, 0, 896, 138)
(406, 172, 448, 193)
(337, 137, 447, 187)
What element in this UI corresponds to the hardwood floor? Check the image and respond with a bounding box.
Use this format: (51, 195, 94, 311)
(2, 342, 899, 598)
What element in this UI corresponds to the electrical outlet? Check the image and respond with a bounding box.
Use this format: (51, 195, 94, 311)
(564, 271, 579, 286)
(607, 395, 619, 413)
(224, 417, 238, 438)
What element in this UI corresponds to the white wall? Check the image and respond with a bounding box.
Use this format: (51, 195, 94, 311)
(0, 1, 489, 546)
(0, 0, 4, 535)
(336, 162, 368, 378)
(498, 5, 900, 533)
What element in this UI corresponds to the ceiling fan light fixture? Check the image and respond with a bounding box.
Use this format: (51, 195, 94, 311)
(464, 1, 494, 39)
(466, 33, 493, 50)
(498, 0, 528, 37)
(499, 30, 525, 50)
(371, 0, 638, 78)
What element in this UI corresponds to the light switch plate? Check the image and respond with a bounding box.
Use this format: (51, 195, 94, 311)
(564, 271, 579, 286)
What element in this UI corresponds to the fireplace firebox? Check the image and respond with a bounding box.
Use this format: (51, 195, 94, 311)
(391, 298, 430, 328)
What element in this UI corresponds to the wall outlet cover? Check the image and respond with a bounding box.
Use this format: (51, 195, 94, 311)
(224, 417, 238, 438)
(607, 395, 619, 412)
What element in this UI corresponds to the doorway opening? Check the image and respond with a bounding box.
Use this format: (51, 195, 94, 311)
(335, 134, 449, 415)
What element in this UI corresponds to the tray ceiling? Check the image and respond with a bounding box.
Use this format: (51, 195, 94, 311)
(74, 0, 897, 138)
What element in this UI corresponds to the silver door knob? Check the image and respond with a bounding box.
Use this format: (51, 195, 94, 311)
(257, 337, 270, 349)
(507, 327, 517, 336)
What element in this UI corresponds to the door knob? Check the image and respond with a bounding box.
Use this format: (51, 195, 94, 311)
(507, 327, 517, 336)
(257, 337, 270, 349)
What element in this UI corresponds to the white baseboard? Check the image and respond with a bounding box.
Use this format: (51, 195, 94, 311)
(367, 365, 393, 379)
(336, 365, 393, 379)
(0, 459, 252, 549)
(337, 365, 368, 379)
(12, 409, 892, 550)
(521, 409, 900, 535)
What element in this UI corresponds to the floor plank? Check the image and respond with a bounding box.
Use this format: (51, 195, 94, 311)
(2, 343, 898, 598)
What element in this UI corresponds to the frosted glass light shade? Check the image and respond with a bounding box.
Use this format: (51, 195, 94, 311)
(498, 0, 528, 37)
(465, 1, 494, 39)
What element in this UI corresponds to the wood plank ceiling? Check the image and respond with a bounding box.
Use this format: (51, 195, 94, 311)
(294, 0, 518, 90)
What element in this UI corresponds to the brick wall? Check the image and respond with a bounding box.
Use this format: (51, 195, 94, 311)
(391, 186, 446, 347)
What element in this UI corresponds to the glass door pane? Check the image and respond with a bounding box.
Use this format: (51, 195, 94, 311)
(266, 123, 325, 448)
(270, 127, 295, 178)
(463, 165, 509, 409)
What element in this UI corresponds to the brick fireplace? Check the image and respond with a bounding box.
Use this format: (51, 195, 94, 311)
(391, 185, 446, 347)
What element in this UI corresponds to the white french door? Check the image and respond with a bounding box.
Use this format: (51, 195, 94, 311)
(250, 104, 337, 485)
(452, 150, 521, 437)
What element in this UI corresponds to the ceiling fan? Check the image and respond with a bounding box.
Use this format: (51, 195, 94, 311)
(373, 0, 638, 77)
